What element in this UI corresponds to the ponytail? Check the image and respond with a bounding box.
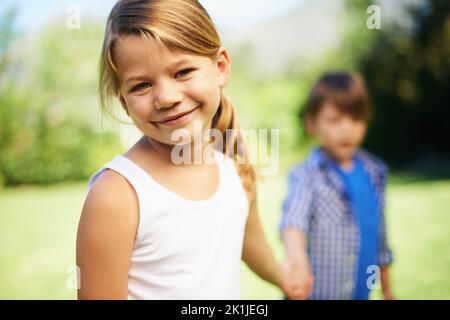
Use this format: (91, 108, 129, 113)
(212, 90, 257, 201)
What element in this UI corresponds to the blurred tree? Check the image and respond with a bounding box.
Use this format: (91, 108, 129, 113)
(296, 0, 450, 165)
(0, 6, 17, 73)
(358, 0, 450, 163)
(0, 15, 123, 185)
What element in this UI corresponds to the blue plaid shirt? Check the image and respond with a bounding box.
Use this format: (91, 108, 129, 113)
(279, 148, 393, 300)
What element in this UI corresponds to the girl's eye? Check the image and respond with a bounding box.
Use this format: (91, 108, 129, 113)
(175, 68, 194, 79)
(131, 82, 151, 92)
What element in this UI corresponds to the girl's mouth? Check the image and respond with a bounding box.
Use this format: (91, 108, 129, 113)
(156, 107, 199, 127)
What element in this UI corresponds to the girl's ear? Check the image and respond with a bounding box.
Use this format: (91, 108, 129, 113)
(118, 93, 130, 116)
(215, 46, 231, 88)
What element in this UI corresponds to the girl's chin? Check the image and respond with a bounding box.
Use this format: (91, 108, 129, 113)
(153, 132, 201, 146)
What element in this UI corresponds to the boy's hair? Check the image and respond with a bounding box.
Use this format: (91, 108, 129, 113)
(302, 72, 372, 122)
(99, 0, 255, 198)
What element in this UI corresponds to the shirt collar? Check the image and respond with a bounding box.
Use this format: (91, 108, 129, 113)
(308, 147, 367, 170)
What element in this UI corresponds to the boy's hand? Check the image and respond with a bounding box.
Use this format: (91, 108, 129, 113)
(280, 260, 314, 300)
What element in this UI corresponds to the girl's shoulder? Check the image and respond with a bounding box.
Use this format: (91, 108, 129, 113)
(83, 155, 139, 226)
(83, 166, 139, 232)
(77, 165, 139, 254)
(88, 166, 136, 201)
(77, 168, 139, 296)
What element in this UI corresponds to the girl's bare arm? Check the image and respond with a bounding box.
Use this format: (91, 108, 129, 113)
(76, 170, 139, 299)
(281, 227, 314, 299)
(380, 266, 394, 300)
(241, 190, 288, 294)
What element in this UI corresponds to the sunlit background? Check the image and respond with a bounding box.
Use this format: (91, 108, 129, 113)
(0, 0, 449, 299)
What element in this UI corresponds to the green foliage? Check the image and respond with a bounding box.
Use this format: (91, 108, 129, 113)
(230, 75, 305, 151)
(1, 0, 448, 185)
(0, 6, 18, 72)
(0, 17, 123, 185)
(242, 0, 450, 167)
(0, 84, 122, 185)
(360, 0, 450, 163)
(226, 0, 385, 164)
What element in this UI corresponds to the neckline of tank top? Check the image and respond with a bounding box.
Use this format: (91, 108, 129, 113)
(113, 149, 230, 208)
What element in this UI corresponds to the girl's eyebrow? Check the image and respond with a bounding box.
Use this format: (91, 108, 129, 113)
(167, 57, 193, 70)
(125, 74, 149, 84)
(124, 57, 195, 84)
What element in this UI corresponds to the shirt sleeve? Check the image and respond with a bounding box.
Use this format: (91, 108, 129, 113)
(378, 168, 394, 266)
(278, 167, 314, 238)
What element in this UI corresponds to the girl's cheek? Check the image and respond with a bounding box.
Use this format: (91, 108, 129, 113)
(183, 81, 202, 100)
(189, 73, 219, 98)
(129, 97, 153, 120)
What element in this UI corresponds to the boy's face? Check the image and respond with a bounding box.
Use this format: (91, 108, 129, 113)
(308, 103, 367, 163)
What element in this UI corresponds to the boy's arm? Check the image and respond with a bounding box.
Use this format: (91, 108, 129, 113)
(378, 168, 394, 299)
(278, 167, 315, 299)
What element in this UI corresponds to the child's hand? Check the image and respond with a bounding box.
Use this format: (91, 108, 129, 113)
(380, 266, 395, 300)
(280, 260, 314, 300)
(383, 289, 395, 300)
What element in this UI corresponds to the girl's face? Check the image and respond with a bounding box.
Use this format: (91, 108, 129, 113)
(114, 35, 230, 146)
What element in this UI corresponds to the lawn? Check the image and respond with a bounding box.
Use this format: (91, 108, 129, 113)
(0, 174, 449, 299)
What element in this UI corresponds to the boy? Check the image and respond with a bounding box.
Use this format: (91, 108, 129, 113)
(280, 72, 394, 300)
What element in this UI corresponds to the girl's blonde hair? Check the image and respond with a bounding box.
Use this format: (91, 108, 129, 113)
(99, 0, 256, 199)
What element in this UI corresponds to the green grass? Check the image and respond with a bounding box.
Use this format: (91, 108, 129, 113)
(0, 175, 449, 299)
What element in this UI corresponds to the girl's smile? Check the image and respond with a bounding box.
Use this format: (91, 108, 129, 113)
(153, 104, 200, 127)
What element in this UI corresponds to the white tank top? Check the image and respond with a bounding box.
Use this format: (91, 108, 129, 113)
(87, 150, 249, 299)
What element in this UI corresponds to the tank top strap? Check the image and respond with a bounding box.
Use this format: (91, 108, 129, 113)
(87, 155, 153, 234)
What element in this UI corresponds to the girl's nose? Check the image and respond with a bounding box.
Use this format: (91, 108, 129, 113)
(154, 81, 183, 110)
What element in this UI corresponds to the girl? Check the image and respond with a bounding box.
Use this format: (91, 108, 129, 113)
(77, 0, 296, 299)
